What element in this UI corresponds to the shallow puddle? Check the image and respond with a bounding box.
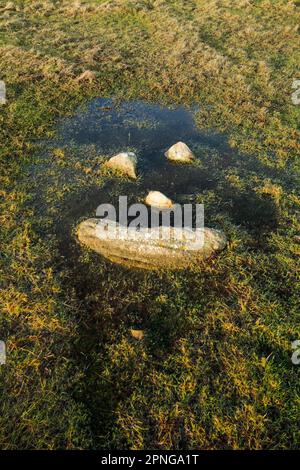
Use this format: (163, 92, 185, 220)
(33, 99, 233, 217)
(27, 97, 279, 247)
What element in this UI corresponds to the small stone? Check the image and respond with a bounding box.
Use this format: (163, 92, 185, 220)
(145, 191, 173, 209)
(76, 70, 96, 83)
(165, 141, 195, 163)
(130, 329, 145, 340)
(104, 152, 137, 179)
(294, 235, 300, 244)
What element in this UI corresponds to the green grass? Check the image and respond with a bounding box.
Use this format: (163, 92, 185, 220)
(0, 0, 299, 449)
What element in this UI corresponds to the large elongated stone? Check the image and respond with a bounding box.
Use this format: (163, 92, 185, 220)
(77, 218, 227, 270)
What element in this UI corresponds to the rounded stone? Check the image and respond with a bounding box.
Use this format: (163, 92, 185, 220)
(104, 152, 137, 179)
(145, 191, 173, 209)
(165, 141, 195, 163)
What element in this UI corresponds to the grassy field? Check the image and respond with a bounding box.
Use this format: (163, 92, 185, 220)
(0, 0, 299, 449)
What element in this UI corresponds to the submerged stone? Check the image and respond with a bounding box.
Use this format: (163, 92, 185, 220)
(145, 191, 173, 209)
(104, 152, 137, 179)
(77, 218, 227, 270)
(165, 141, 195, 163)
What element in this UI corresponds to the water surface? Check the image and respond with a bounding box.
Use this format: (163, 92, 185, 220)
(28, 98, 279, 238)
